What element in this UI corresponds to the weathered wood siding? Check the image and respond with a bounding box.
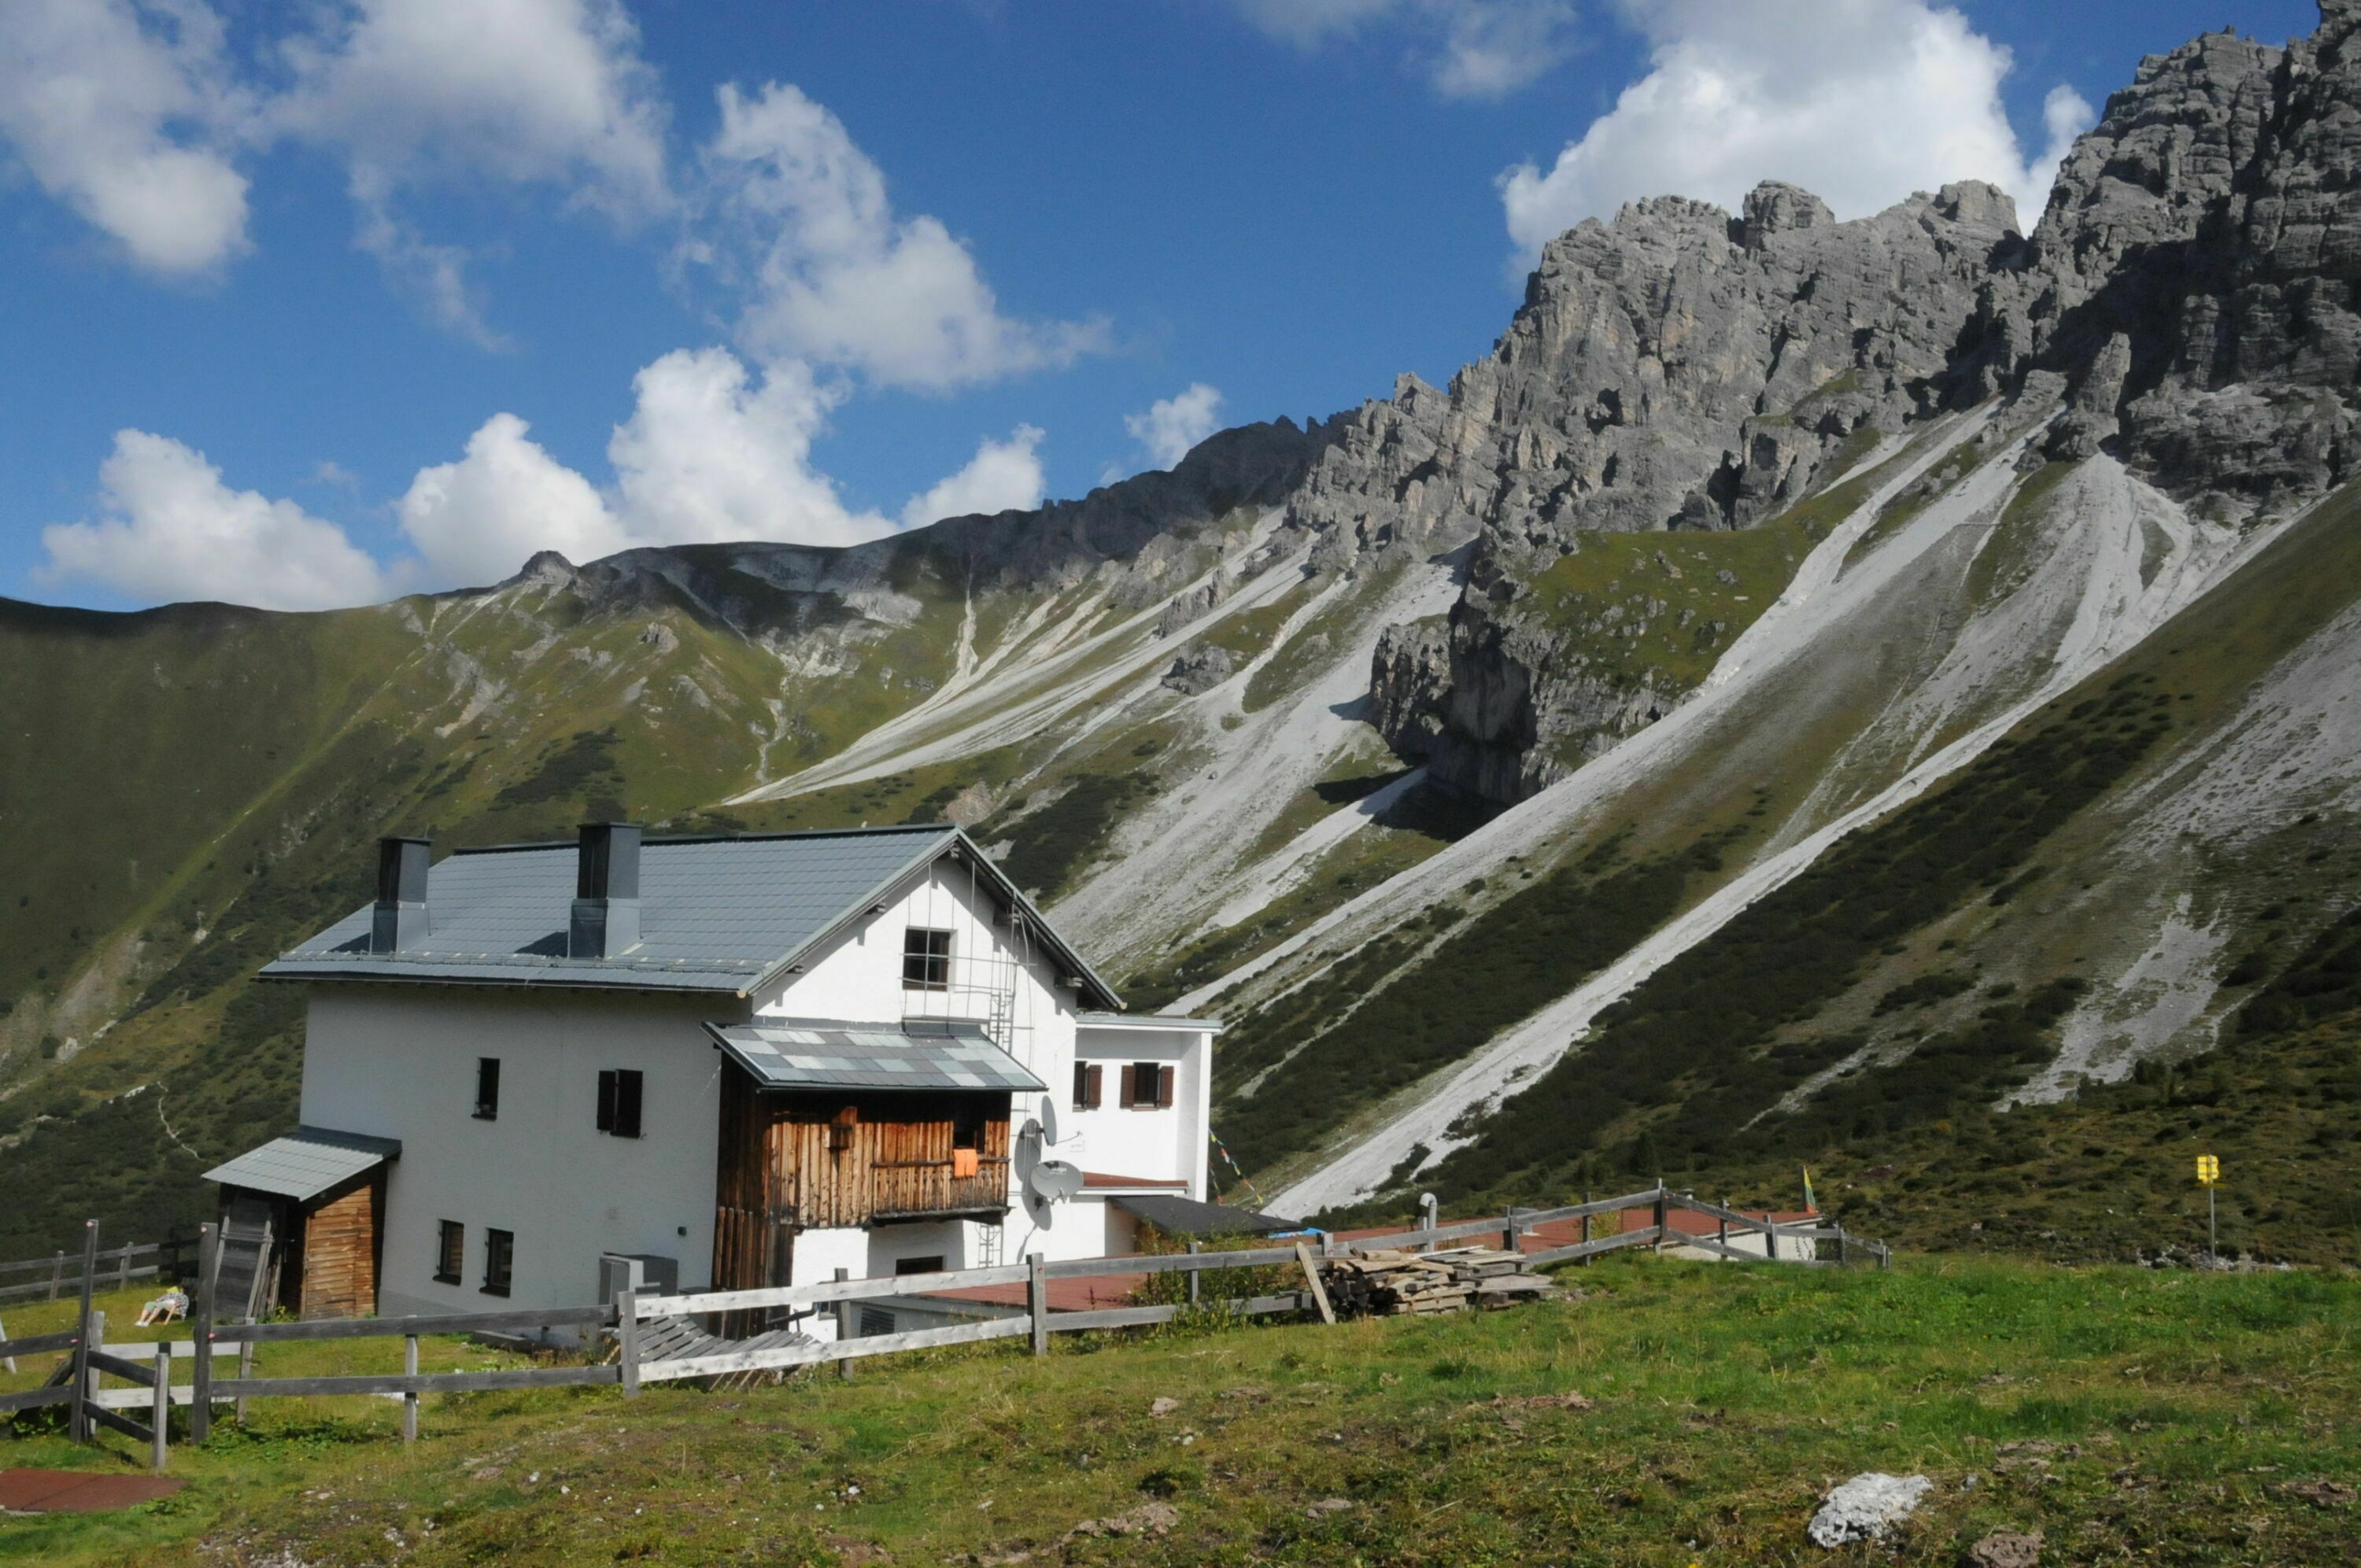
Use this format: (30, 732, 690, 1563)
(712, 1064, 1012, 1290)
(298, 1173, 382, 1320)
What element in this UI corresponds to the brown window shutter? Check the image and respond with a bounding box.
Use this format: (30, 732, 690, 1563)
(1119, 1064, 1137, 1109)
(1072, 1061, 1089, 1110)
(1158, 1065, 1176, 1109)
(1084, 1064, 1103, 1109)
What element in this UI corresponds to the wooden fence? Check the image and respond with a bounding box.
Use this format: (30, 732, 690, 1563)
(2, 1188, 1886, 1470)
(0, 1233, 196, 1303)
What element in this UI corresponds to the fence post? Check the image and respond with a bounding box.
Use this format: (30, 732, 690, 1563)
(82, 1308, 107, 1442)
(1838, 1227, 1850, 1267)
(618, 1284, 641, 1400)
(1417, 1193, 1438, 1252)
(50, 1249, 65, 1301)
(403, 1335, 420, 1441)
(1652, 1186, 1668, 1253)
(1186, 1241, 1201, 1307)
(68, 1220, 98, 1443)
(1028, 1253, 1047, 1357)
(190, 1223, 217, 1444)
(1295, 1242, 1336, 1326)
(151, 1341, 170, 1473)
(116, 1241, 131, 1292)
(830, 1267, 855, 1381)
(1580, 1191, 1592, 1257)
(1717, 1199, 1728, 1260)
(1501, 1206, 1521, 1256)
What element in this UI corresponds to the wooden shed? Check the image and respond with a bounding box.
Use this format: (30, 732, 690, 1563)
(203, 1126, 401, 1320)
(704, 1019, 1043, 1291)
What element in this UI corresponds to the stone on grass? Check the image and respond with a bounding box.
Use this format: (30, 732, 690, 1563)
(1148, 1396, 1180, 1417)
(1968, 1529, 2042, 1568)
(1066, 1501, 1179, 1540)
(1805, 1472, 1932, 1547)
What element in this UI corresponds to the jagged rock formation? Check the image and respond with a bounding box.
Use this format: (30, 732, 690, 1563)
(1347, 6, 2361, 806)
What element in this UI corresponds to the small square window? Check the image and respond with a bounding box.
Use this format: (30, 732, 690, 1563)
(1121, 1062, 1174, 1110)
(902, 927, 953, 990)
(482, 1227, 514, 1297)
(434, 1220, 464, 1285)
(597, 1068, 644, 1138)
(474, 1057, 501, 1120)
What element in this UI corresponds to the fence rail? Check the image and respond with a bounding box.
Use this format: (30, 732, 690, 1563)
(0, 1236, 197, 1302)
(4, 1186, 1886, 1467)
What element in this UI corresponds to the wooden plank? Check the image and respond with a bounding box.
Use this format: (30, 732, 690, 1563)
(1665, 1194, 1784, 1233)
(214, 1365, 621, 1398)
(0, 1328, 82, 1358)
(1524, 1226, 1664, 1268)
(84, 1348, 158, 1387)
(69, 1221, 98, 1444)
(1049, 1304, 1180, 1332)
(0, 1267, 160, 1302)
(0, 1385, 76, 1414)
(642, 1315, 1033, 1382)
(640, 1263, 1034, 1317)
(214, 1304, 615, 1344)
(1295, 1242, 1336, 1326)
(1041, 1245, 1302, 1280)
(88, 1403, 155, 1445)
(0, 1241, 160, 1276)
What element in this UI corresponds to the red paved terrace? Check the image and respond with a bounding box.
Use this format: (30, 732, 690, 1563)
(0, 1469, 185, 1512)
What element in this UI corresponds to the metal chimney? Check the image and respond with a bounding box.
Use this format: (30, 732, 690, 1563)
(370, 836, 432, 954)
(569, 823, 643, 958)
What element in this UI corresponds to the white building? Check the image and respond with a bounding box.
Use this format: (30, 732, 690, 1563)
(202, 825, 1220, 1323)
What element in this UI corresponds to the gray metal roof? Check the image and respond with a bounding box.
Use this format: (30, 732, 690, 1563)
(259, 825, 1120, 1007)
(204, 1125, 402, 1202)
(706, 1017, 1047, 1092)
(1107, 1193, 1302, 1236)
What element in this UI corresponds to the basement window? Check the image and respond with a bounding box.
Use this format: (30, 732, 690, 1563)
(893, 1256, 946, 1276)
(434, 1220, 464, 1285)
(1121, 1062, 1175, 1111)
(903, 927, 953, 991)
(482, 1228, 514, 1297)
(1072, 1061, 1103, 1111)
(474, 1057, 501, 1120)
(597, 1068, 645, 1138)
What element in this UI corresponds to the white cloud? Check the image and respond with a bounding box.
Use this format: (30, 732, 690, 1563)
(278, 0, 671, 217)
(610, 348, 892, 549)
(701, 81, 1107, 391)
(397, 411, 634, 588)
(1126, 383, 1225, 469)
(1235, 0, 1580, 99)
(0, 0, 253, 274)
(39, 430, 390, 610)
(1499, 0, 2097, 260)
(901, 426, 1046, 527)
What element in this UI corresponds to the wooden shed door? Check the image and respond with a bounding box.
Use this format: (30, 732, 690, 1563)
(299, 1171, 384, 1320)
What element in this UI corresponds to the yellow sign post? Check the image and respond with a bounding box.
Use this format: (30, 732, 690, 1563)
(2196, 1154, 2220, 1260)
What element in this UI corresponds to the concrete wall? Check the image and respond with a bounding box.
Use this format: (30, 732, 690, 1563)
(300, 983, 737, 1317)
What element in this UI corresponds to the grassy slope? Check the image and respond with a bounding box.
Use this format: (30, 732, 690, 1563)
(6, 1258, 2358, 1566)
(1325, 482, 2361, 1253)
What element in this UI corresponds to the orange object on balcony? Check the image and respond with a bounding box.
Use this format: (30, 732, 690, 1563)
(952, 1147, 980, 1179)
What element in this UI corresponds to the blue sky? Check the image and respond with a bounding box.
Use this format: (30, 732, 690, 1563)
(0, 0, 2321, 611)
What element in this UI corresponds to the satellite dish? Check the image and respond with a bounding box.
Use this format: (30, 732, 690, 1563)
(1025, 1159, 1084, 1203)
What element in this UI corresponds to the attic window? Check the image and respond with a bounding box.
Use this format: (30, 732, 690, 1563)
(903, 928, 953, 991)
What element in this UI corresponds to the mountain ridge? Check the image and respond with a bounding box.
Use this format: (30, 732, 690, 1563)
(8, 6, 2361, 1266)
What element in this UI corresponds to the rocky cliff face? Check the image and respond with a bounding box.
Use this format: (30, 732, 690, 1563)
(1346, 5, 2361, 807)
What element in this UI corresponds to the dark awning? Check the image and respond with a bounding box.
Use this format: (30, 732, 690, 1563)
(1109, 1193, 1302, 1237)
(203, 1126, 402, 1203)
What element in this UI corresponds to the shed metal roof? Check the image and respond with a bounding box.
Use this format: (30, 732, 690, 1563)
(203, 1125, 402, 1202)
(706, 1017, 1048, 1093)
(1107, 1193, 1302, 1236)
(259, 825, 1119, 1007)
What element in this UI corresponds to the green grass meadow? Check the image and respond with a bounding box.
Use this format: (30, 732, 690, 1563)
(6, 1256, 2357, 1565)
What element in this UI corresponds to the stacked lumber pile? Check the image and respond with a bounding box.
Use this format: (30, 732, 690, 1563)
(1321, 1247, 1559, 1319)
